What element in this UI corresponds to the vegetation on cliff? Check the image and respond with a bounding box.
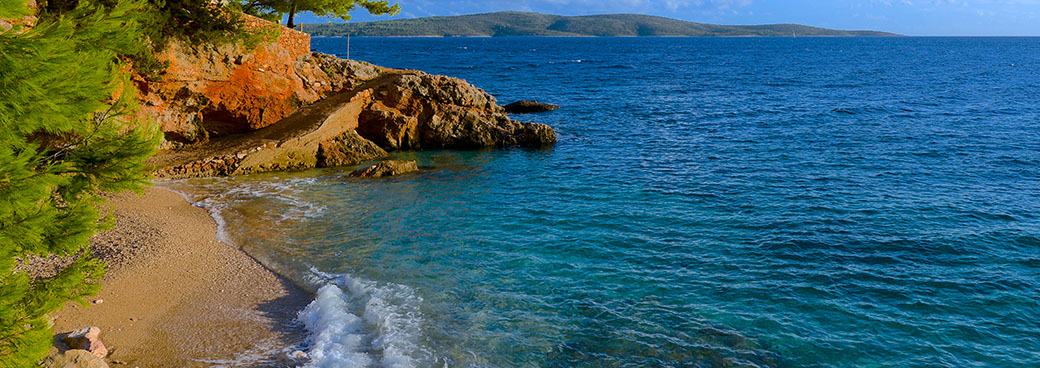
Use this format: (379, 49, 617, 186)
(304, 11, 899, 37)
(0, 0, 159, 366)
(240, 0, 400, 28)
(46, 0, 280, 81)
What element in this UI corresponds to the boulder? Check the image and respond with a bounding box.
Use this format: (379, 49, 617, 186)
(350, 160, 419, 178)
(43, 349, 109, 368)
(356, 102, 420, 150)
(317, 130, 388, 168)
(61, 327, 107, 359)
(503, 100, 560, 113)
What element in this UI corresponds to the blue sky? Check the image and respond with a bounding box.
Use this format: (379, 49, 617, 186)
(293, 0, 1040, 36)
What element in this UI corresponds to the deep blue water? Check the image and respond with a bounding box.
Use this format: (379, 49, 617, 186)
(170, 37, 1039, 367)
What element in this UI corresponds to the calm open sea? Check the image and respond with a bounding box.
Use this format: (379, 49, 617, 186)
(165, 37, 1040, 367)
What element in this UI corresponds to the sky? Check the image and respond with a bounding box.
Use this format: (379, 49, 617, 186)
(290, 0, 1040, 36)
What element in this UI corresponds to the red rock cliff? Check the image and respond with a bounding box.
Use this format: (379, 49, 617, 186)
(138, 15, 347, 146)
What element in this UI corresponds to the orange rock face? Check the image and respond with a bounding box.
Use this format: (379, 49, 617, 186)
(137, 15, 342, 146)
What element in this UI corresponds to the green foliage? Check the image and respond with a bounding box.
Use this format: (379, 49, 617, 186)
(47, 0, 246, 48)
(241, 0, 400, 28)
(0, 0, 30, 20)
(303, 11, 900, 37)
(45, 0, 285, 81)
(147, 0, 244, 47)
(0, 0, 160, 366)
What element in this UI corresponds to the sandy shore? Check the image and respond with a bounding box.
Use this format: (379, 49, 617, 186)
(51, 187, 311, 367)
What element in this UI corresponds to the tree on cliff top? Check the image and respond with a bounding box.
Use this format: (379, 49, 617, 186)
(0, 0, 159, 366)
(242, 0, 400, 29)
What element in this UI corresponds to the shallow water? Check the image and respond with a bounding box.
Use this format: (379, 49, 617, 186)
(166, 37, 1039, 367)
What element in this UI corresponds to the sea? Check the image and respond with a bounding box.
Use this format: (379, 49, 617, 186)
(162, 37, 1040, 368)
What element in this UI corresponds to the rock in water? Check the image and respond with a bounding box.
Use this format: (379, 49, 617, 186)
(504, 100, 560, 113)
(317, 130, 389, 168)
(62, 327, 108, 359)
(350, 160, 419, 178)
(43, 349, 109, 368)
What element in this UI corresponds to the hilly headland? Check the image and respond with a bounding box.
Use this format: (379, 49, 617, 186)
(302, 11, 899, 37)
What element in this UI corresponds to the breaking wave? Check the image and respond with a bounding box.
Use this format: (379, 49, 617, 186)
(298, 272, 433, 368)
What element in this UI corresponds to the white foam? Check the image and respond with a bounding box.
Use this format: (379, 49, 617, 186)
(298, 274, 432, 368)
(299, 284, 373, 368)
(158, 179, 434, 366)
(158, 177, 328, 246)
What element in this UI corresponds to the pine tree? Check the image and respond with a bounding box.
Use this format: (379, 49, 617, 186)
(240, 0, 400, 28)
(0, 0, 159, 366)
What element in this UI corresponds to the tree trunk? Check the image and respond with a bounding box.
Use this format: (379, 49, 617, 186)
(286, 2, 297, 28)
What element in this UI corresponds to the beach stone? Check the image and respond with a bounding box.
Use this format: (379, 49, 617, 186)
(504, 100, 560, 113)
(44, 349, 109, 368)
(349, 160, 419, 178)
(289, 350, 309, 360)
(62, 327, 108, 359)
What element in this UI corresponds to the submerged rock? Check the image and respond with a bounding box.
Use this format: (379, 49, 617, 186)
(503, 100, 560, 113)
(350, 160, 419, 178)
(61, 327, 107, 359)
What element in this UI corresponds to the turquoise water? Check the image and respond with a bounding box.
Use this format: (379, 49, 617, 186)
(167, 37, 1039, 367)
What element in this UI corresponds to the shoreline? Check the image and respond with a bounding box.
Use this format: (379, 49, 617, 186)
(51, 187, 311, 367)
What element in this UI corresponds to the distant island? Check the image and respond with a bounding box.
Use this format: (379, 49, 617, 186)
(301, 11, 899, 37)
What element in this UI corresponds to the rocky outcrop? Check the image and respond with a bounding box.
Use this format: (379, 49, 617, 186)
(61, 327, 107, 359)
(504, 100, 560, 113)
(350, 160, 419, 178)
(153, 88, 374, 177)
(358, 74, 556, 149)
(148, 16, 555, 179)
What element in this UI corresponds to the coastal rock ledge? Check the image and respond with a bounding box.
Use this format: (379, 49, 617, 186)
(148, 16, 555, 179)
